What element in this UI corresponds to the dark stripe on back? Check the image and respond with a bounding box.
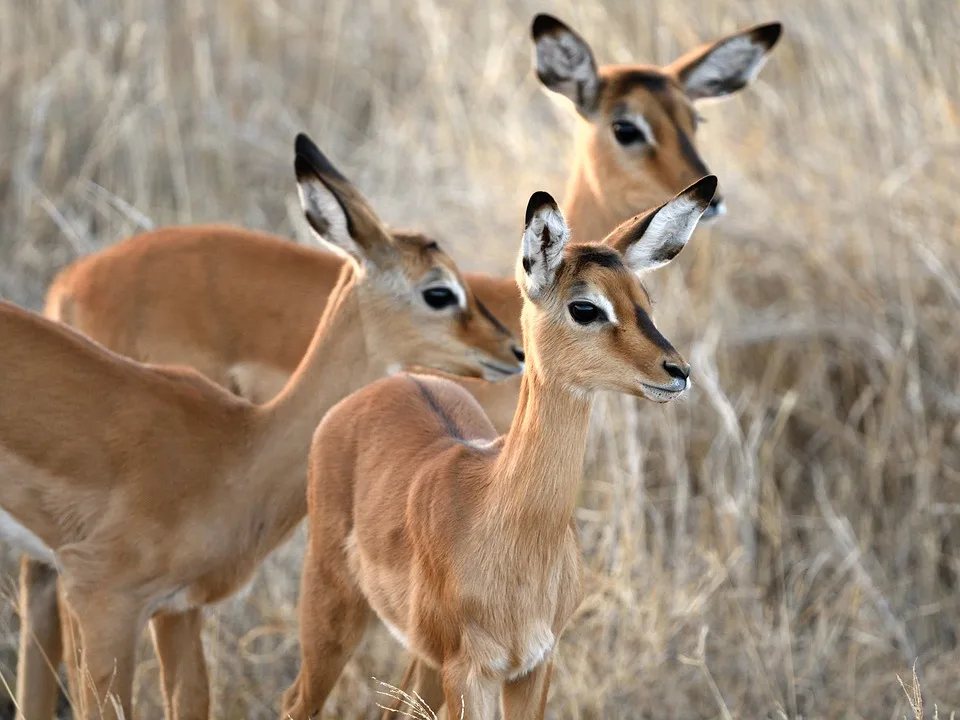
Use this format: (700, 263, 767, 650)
(634, 303, 675, 352)
(475, 298, 512, 337)
(409, 375, 463, 440)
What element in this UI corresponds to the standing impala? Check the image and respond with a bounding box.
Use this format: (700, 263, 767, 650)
(5, 133, 522, 720)
(18, 14, 781, 716)
(282, 176, 717, 719)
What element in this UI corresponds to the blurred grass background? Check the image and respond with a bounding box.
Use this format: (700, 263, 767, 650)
(1, 0, 959, 717)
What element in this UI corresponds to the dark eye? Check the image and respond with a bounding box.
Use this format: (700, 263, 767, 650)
(612, 120, 647, 146)
(568, 301, 605, 325)
(422, 287, 458, 310)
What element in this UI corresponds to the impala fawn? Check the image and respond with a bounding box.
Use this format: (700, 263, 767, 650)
(3, 133, 521, 720)
(283, 175, 717, 719)
(19, 14, 780, 717)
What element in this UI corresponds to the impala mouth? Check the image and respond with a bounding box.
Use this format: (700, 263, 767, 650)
(479, 360, 524, 381)
(640, 379, 688, 402)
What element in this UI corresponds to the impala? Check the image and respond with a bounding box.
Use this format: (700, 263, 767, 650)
(19, 14, 781, 716)
(282, 176, 718, 719)
(5, 133, 522, 720)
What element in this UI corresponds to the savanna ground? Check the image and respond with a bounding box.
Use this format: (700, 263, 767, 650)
(1, 0, 959, 717)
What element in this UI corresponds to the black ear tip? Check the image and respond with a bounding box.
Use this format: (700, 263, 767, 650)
(531, 13, 567, 40)
(294, 154, 315, 182)
(694, 175, 719, 205)
(525, 191, 559, 225)
(294, 132, 349, 184)
(294, 132, 317, 158)
(753, 22, 783, 48)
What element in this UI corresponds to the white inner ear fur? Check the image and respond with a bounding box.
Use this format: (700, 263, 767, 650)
(623, 194, 705, 274)
(536, 32, 598, 106)
(684, 35, 770, 98)
(297, 180, 361, 261)
(522, 205, 569, 298)
(575, 290, 619, 325)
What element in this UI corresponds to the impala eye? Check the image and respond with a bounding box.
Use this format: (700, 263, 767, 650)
(612, 120, 647, 146)
(568, 301, 606, 325)
(422, 287, 458, 310)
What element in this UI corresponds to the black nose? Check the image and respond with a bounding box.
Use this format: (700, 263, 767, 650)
(512, 346, 525, 363)
(663, 360, 690, 381)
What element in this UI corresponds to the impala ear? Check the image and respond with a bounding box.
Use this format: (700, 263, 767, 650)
(294, 133, 398, 269)
(608, 176, 717, 275)
(519, 191, 569, 299)
(667, 22, 782, 101)
(531, 14, 601, 116)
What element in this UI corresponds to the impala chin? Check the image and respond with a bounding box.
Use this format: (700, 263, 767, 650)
(477, 358, 524, 381)
(639, 377, 689, 403)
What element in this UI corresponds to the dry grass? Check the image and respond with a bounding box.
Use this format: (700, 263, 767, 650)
(0, 0, 959, 717)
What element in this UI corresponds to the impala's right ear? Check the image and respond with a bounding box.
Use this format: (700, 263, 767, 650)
(608, 175, 717, 275)
(294, 133, 396, 269)
(520, 191, 569, 299)
(532, 14, 601, 116)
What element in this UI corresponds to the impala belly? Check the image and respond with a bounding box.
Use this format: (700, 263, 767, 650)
(0, 508, 56, 565)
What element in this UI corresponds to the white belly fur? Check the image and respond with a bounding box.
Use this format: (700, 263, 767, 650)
(0, 508, 56, 565)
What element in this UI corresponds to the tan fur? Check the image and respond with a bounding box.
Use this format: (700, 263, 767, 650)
(8, 137, 522, 720)
(281, 186, 712, 719)
(18, 17, 779, 716)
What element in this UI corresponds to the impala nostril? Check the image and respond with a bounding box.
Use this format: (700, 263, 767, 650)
(512, 346, 525, 364)
(663, 360, 689, 381)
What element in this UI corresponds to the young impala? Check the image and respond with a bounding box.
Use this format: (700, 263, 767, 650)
(18, 14, 780, 717)
(282, 176, 717, 719)
(4, 133, 522, 720)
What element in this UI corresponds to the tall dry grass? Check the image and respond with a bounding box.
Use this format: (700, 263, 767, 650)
(0, 0, 958, 717)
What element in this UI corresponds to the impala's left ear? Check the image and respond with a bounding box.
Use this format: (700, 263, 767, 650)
(518, 191, 570, 300)
(666, 22, 782, 101)
(608, 176, 717, 275)
(531, 14, 601, 116)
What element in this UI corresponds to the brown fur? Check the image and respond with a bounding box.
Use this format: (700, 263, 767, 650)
(281, 186, 711, 719)
(8, 136, 522, 720)
(18, 17, 779, 717)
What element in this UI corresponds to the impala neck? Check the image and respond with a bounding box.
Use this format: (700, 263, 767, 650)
(491, 360, 592, 545)
(563, 157, 621, 246)
(244, 266, 381, 524)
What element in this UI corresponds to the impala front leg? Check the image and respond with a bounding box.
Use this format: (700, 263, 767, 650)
(151, 608, 210, 720)
(501, 659, 553, 719)
(441, 659, 498, 720)
(379, 658, 445, 720)
(281, 544, 370, 720)
(15, 558, 63, 720)
(67, 592, 141, 720)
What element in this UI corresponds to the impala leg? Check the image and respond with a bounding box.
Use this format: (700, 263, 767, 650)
(15, 558, 63, 720)
(67, 592, 141, 720)
(151, 608, 210, 720)
(501, 659, 553, 720)
(379, 658, 445, 720)
(441, 659, 498, 720)
(281, 546, 370, 720)
(59, 587, 84, 711)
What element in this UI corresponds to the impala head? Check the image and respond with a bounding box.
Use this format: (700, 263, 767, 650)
(294, 133, 524, 381)
(532, 14, 780, 225)
(516, 175, 717, 402)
